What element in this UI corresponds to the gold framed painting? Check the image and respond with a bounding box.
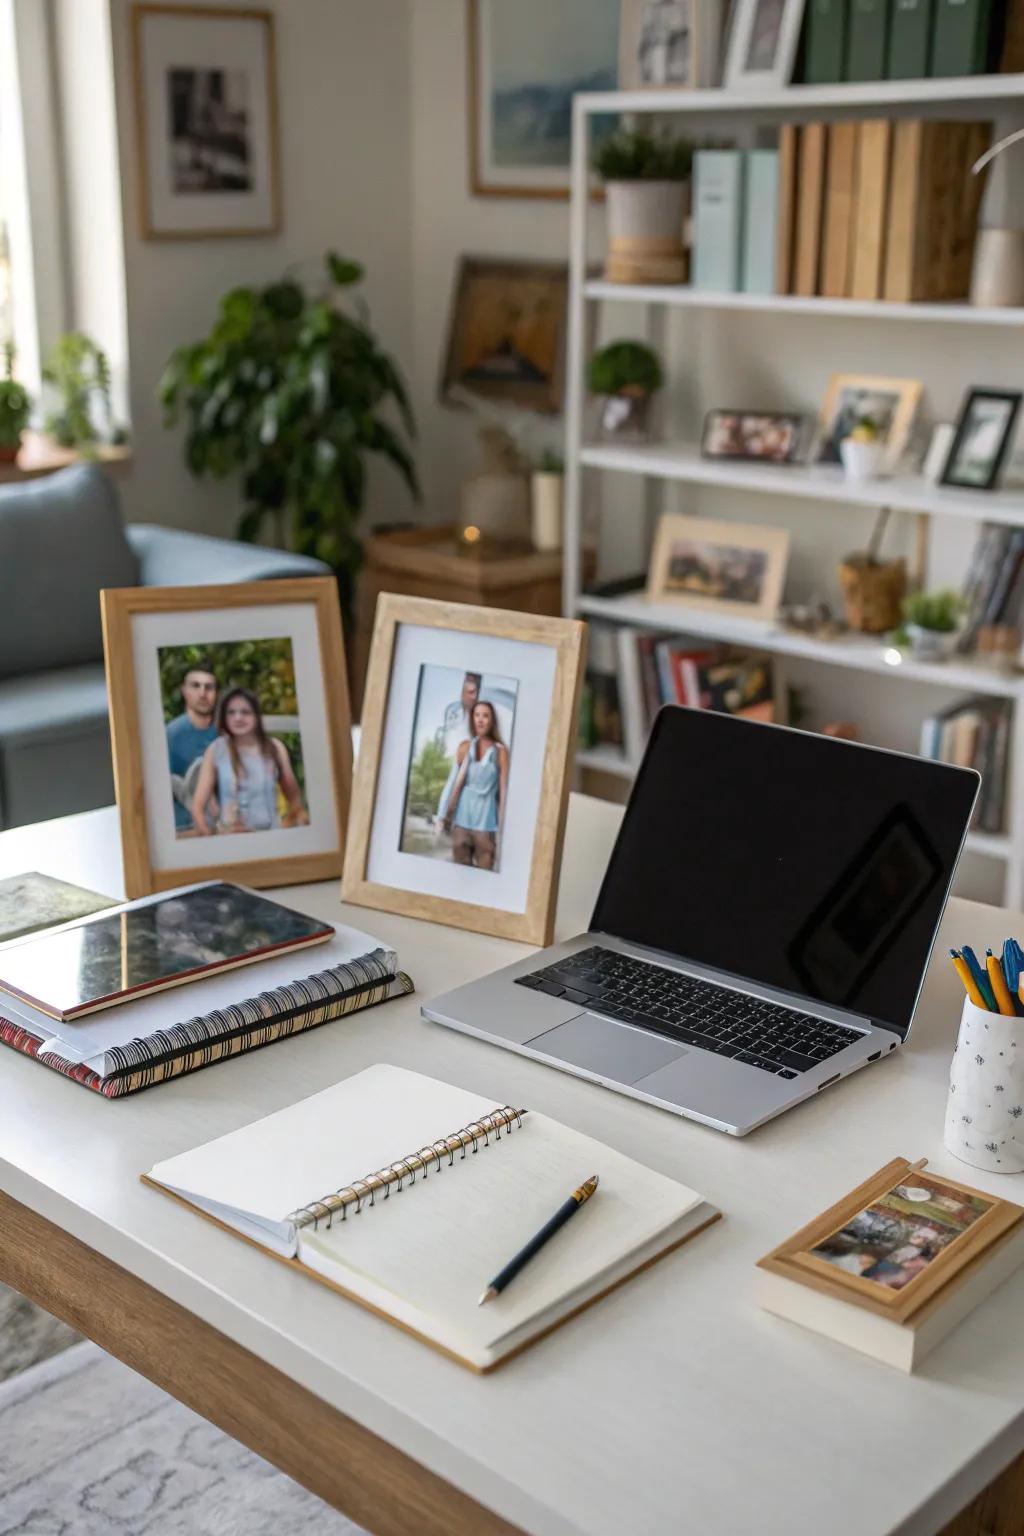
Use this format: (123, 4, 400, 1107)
(816, 373, 923, 471)
(439, 256, 569, 415)
(132, 3, 280, 239)
(102, 578, 351, 898)
(647, 513, 790, 624)
(342, 594, 585, 945)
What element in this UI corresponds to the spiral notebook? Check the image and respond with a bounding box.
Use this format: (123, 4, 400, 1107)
(144, 1064, 719, 1371)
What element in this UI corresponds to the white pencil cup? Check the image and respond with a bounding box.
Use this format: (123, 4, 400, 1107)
(944, 996, 1024, 1174)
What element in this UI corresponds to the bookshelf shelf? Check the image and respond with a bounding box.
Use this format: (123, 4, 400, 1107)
(576, 744, 636, 778)
(576, 74, 1024, 119)
(580, 443, 1024, 526)
(583, 280, 1024, 327)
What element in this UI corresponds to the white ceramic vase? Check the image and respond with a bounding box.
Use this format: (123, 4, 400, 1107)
(530, 470, 563, 552)
(970, 228, 1024, 309)
(945, 996, 1024, 1173)
(839, 438, 885, 482)
(906, 622, 957, 663)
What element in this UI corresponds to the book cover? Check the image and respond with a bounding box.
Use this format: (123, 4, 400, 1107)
(804, 0, 849, 80)
(887, 0, 934, 75)
(821, 122, 858, 297)
(1001, 0, 1024, 68)
(776, 125, 799, 294)
(847, 0, 891, 76)
(742, 150, 780, 295)
(692, 150, 745, 293)
(931, 0, 993, 72)
(0, 873, 117, 946)
(794, 122, 827, 296)
(850, 120, 892, 300)
(695, 655, 776, 721)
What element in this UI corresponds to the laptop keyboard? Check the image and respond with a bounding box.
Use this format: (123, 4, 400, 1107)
(514, 946, 863, 1078)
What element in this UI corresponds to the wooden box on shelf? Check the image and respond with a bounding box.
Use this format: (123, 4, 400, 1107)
(352, 523, 589, 717)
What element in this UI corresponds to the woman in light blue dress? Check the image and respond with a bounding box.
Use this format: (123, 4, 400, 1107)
(443, 701, 509, 871)
(191, 687, 306, 835)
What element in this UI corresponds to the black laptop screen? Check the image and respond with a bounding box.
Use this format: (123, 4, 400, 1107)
(590, 709, 979, 1038)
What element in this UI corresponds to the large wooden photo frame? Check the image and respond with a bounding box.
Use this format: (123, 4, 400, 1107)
(342, 595, 585, 945)
(102, 578, 351, 898)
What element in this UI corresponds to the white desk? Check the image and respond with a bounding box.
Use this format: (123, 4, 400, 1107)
(1, 799, 1023, 1536)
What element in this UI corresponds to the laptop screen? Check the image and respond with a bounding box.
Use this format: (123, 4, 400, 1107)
(590, 709, 979, 1038)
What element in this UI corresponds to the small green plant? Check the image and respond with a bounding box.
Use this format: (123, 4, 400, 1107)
(0, 343, 31, 452)
(42, 331, 114, 449)
(848, 414, 880, 442)
(588, 340, 664, 397)
(536, 448, 564, 473)
(594, 128, 693, 182)
(903, 588, 965, 634)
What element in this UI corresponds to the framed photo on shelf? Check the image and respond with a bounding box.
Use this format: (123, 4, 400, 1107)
(940, 388, 1023, 491)
(815, 373, 923, 472)
(701, 410, 804, 464)
(131, 3, 280, 239)
(342, 594, 585, 945)
(722, 0, 807, 90)
(648, 513, 790, 623)
(439, 256, 569, 415)
(619, 0, 696, 88)
(102, 578, 351, 899)
(467, 0, 619, 199)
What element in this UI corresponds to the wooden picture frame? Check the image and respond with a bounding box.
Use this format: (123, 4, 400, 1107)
(816, 372, 923, 472)
(647, 513, 790, 624)
(132, 4, 281, 240)
(342, 595, 585, 945)
(723, 0, 807, 91)
(940, 388, 1023, 492)
(758, 1158, 1023, 1326)
(439, 256, 569, 415)
(102, 579, 351, 899)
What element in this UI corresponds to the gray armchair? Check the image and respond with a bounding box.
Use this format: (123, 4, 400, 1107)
(0, 464, 330, 830)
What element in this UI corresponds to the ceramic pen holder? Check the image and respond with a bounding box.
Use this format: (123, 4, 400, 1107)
(944, 996, 1024, 1173)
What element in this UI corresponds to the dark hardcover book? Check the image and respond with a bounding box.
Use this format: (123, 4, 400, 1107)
(847, 0, 892, 76)
(931, 0, 993, 73)
(636, 635, 664, 726)
(804, 0, 850, 80)
(887, 0, 934, 74)
(980, 704, 1011, 833)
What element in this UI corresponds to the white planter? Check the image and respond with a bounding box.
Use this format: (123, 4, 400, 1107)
(605, 180, 688, 285)
(530, 471, 563, 552)
(970, 228, 1024, 309)
(906, 622, 957, 663)
(839, 438, 885, 482)
(945, 996, 1024, 1173)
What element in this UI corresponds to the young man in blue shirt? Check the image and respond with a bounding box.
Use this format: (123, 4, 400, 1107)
(166, 662, 219, 832)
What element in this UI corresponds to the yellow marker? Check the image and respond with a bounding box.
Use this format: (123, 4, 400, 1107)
(951, 950, 986, 1008)
(986, 950, 1017, 1017)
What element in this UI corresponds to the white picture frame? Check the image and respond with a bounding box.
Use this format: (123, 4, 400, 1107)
(722, 0, 806, 91)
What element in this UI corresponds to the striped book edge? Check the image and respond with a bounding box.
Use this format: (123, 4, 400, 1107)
(0, 950, 413, 1098)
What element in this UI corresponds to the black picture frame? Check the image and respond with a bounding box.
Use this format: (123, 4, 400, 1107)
(700, 409, 805, 465)
(940, 388, 1023, 492)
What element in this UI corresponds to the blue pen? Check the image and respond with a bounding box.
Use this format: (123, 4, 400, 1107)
(1003, 939, 1022, 1002)
(963, 945, 997, 1011)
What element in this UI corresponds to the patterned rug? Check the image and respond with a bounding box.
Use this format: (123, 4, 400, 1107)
(0, 1340, 367, 1535)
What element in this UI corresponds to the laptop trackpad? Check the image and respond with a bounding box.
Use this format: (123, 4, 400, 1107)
(525, 1011, 685, 1085)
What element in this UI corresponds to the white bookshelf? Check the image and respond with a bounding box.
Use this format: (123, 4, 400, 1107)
(564, 79, 1024, 905)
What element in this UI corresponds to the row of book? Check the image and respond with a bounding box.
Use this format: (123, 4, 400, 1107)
(960, 523, 1024, 654)
(803, 0, 1022, 83)
(919, 696, 1011, 832)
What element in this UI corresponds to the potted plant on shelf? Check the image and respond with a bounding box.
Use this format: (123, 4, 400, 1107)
(0, 343, 31, 464)
(899, 588, 965, 662)
(837, 507, 905, 634)
(839, 415, 885, 482)
(42, 331, 119, 452)
(160, 252, 419, 624)
(594, 128, 693, 286)
(588, 340, 664, 442)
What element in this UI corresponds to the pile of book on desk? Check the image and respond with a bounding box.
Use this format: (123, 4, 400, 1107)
(0, 877, 411, 1098)
(920, 697, 1012, 832)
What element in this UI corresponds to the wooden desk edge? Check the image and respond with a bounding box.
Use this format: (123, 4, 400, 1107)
(0, 1188, 524, 1536)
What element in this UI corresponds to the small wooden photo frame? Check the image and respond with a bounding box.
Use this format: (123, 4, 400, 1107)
(816, 372, 923, 472)
(102, 578, 352, 898)
(759, 1158, 1023, 1326)
(648, 512, 790, 624)
(342, 595, 585, 945)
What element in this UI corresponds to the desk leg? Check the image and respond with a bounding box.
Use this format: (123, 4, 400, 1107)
(0, 1191, 523, 1536)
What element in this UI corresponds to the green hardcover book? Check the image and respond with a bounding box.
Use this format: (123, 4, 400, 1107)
(930, 0, 993, 74)
(887, 0, 934, 74)
(803, 0, 849, 81)
(847, 0, 891, 76)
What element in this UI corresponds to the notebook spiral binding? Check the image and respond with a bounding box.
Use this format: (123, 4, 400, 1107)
(288, 1104, 528, 1231)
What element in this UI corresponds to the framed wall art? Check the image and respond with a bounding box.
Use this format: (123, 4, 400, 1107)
(102, 578, 351, 897)
(439, 256, 569, 415)
(132, 4, 280, 239)
(342, 594, 585, 945)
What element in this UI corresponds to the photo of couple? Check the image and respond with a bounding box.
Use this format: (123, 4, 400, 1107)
(401, 666, 518, 873)
(161, 639, 309, 839)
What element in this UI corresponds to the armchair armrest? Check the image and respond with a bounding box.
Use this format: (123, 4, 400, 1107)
(126, 524, 331, 588)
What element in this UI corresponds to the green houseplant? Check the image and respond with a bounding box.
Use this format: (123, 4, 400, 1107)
(42, 331, 115, 450)
(899, 588, 966, 662)
(160, 252, 418, 612)
(588, 340, 664, 442)
(594, 128, 694, 286)
(0, 343, 31, 463)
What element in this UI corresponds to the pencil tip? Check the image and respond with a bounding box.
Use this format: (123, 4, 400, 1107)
(478, 1288, 496, 1307)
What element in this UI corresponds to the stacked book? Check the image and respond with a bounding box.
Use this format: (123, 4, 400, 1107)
(960, 523, 1024, 654)
(802, 0, 1018, 82)
(919, 697, 1011, 831)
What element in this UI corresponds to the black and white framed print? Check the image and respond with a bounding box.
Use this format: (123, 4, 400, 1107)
(941, 389, 1023, 492)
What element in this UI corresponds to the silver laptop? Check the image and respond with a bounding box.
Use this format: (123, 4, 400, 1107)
(422, 708, 979, 1136)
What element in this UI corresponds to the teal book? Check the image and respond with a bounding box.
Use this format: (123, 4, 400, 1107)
(847, 0, 891, 76)
(930, 0, 992, 73)
(742, 151, 779, 295)
(803, 0, 849, 80)
(887, 0, 934, 74)
(692, 151, 744, 293)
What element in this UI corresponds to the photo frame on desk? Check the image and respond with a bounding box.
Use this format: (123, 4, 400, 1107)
(342, 594, 585, 945)
(102, 578, 351, 899)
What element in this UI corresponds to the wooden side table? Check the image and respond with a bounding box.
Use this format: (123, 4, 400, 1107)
(352, 524, 584, 716)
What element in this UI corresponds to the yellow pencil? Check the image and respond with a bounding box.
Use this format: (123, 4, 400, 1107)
(951, 950, 986, 1008)
(986, 950, 1017, 1017)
